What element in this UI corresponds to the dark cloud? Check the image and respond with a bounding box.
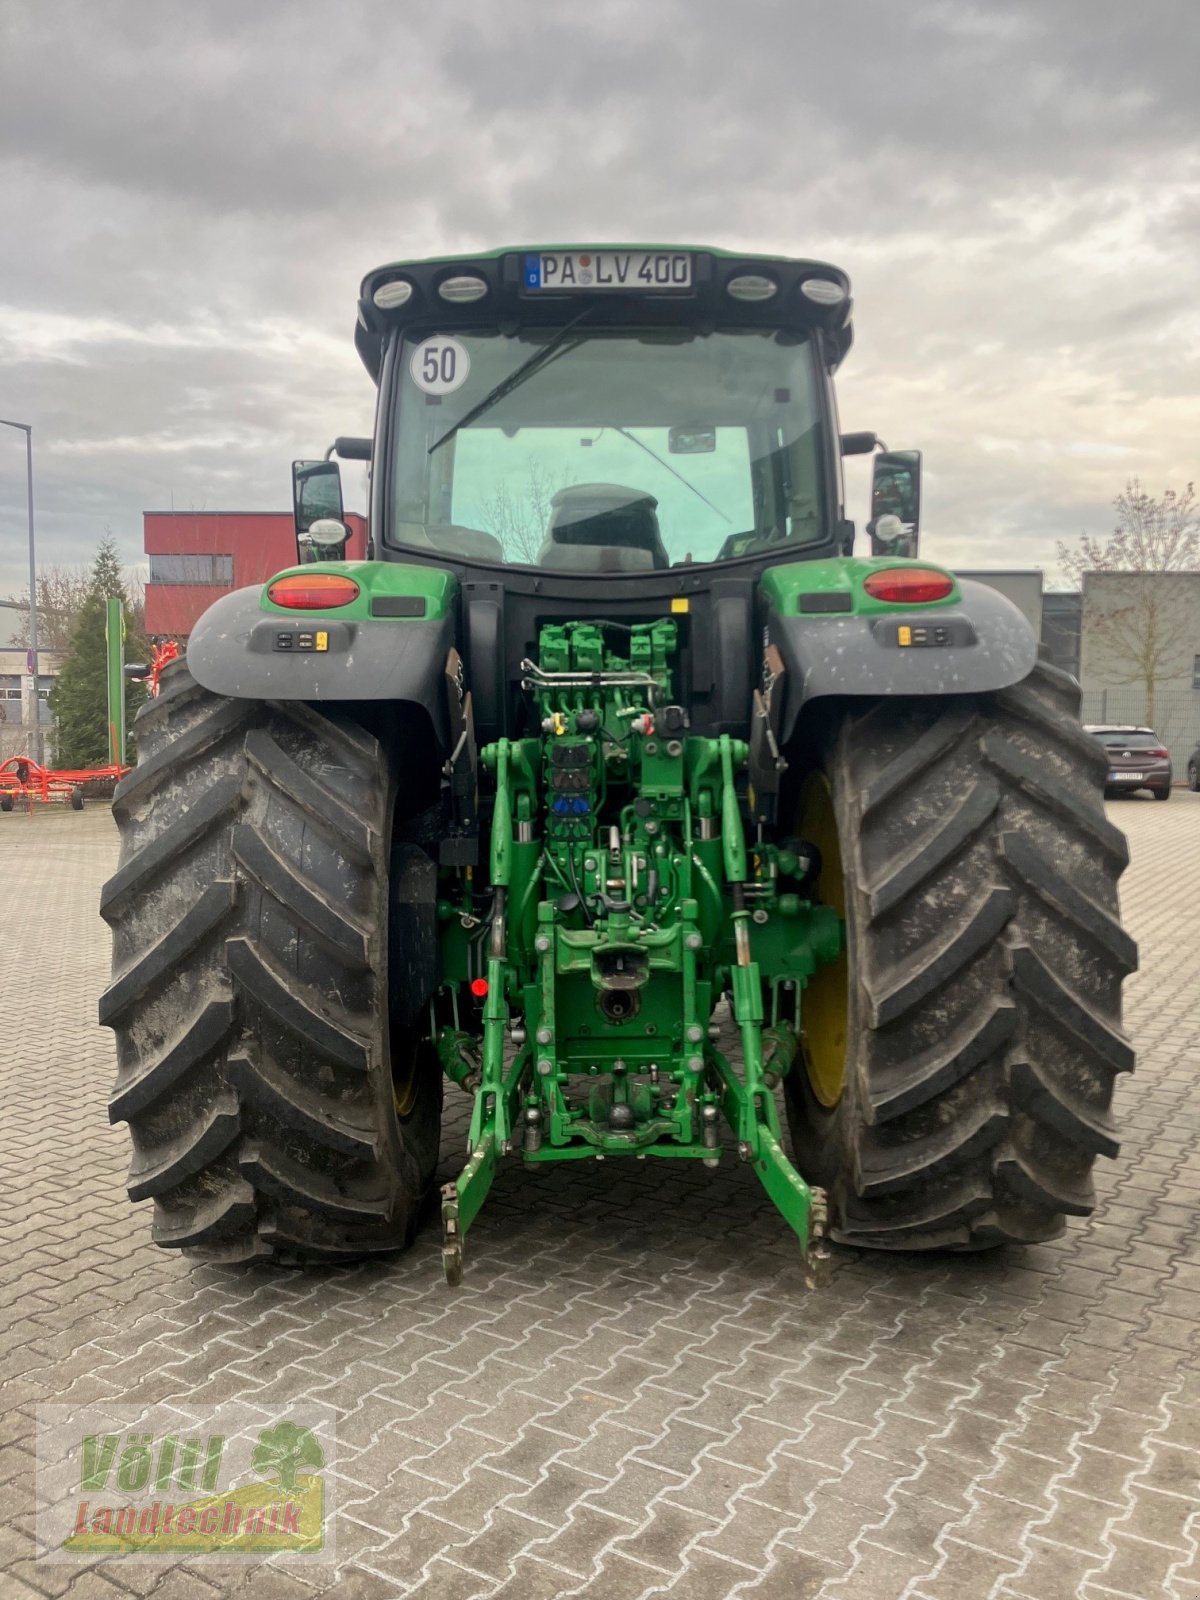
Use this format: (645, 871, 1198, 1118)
(0, 0, 1195, 593)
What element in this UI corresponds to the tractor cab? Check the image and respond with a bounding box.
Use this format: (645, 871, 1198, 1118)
(292, 247, 922, 574)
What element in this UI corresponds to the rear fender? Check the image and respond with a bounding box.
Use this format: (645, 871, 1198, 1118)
(764, 569, 1039, 743)
(186, 563, 457, 745)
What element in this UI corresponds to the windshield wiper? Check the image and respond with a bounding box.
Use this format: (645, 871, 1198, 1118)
(427, 307, 593, 456)
(600, 426, 733, 525)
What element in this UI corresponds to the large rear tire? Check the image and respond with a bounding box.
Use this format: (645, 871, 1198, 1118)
(785, 662, 1136, 1249)
(100, 662, 442, 1264)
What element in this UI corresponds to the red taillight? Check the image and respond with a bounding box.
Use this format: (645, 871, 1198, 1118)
(1149, 747, 1169, 759)
(469, 977, 489, 998)
(863, 567, 955, 604)
(267, 574, 360, 609)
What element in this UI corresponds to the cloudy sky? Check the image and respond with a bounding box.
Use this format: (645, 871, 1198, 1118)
(0, 0, 1196, 597)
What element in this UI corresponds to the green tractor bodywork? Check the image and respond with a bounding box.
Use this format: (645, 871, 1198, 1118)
(111, 246, 1130, 1283)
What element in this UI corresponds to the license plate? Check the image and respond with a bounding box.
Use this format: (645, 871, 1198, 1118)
(524, 250, 692, 292)
(1110, 770, 1144, 781)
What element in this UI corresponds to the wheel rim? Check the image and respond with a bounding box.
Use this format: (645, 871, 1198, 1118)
(796, 772, 849, 1109)
(392, 1033, 420, 1118)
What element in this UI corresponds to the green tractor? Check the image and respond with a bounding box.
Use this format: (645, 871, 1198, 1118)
(100, 247, 1135, 1282)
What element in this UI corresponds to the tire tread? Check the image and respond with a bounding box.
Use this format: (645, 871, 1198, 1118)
(101, 664, 438, 1264)
(786, 661, 1135, 1250)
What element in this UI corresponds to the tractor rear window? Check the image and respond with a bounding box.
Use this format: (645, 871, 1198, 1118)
(388, 326, 827, 570)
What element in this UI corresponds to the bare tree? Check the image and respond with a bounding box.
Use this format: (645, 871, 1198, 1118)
(478, 458, 563, 564)
(124, 565, 147, 636)
(3, 564, 94, 651)
(1057, 479, 1199, 728)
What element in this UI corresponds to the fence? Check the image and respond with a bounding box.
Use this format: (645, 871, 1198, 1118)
(1079, 688, 1200, 779)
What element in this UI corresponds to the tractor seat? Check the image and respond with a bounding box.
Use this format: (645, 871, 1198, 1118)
(537, 484, 669, 571)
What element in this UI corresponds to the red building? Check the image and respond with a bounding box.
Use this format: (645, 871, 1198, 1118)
(143, 511, 367, 637)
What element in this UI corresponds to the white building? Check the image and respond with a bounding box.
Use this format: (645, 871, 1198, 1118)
(0, 599, 60, 761)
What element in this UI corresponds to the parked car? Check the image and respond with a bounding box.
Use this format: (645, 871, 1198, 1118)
(1084, 725, 1173, 800)
(1187, 739, 1200, 792)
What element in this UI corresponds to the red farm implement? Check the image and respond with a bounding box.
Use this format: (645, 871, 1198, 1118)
(130, 639, 180, 699)
(0, 755, 126, 813)
(0, 611, 178, 815)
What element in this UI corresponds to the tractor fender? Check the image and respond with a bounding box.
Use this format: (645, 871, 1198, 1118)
(186, 585, 454, 744)
(771, 577, 1039, 742)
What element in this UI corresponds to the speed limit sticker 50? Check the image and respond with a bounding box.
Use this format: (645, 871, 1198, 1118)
(409, 336, 470, 395)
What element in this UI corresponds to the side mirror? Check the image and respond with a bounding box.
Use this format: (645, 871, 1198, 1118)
(292, 460, 348, 564)
(870, 450, 922, 557)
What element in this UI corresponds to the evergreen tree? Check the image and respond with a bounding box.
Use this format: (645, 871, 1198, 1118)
(49, 537, 148, 768)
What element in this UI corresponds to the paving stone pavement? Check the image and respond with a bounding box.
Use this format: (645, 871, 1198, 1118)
(1, 793, 1198, 1600)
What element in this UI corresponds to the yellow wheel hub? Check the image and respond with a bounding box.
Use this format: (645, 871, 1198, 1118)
(796, 773, 849, 1108)
(393, 1036, 419, 1119)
